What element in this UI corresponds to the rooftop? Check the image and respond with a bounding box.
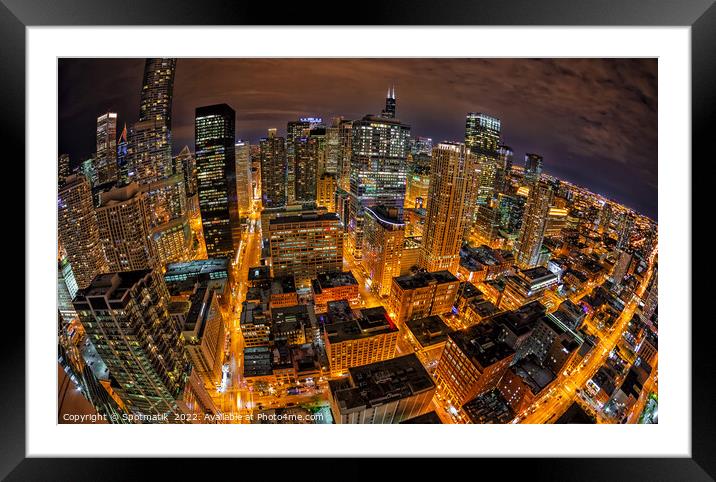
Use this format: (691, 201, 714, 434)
(269, 211, 340, 227)
(448, 322, 515, 369)
(329, 354, 435, 411)
(313, 271, 358, 293)
(405, 315, 453, 348)
(321, 302, 397, 343)
(399, 411, 442, 424)
(393, 270, 458, 291)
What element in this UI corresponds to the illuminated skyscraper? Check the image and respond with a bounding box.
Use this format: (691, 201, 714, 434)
(294, 135, 318, 203)
(195, 103, 239, 259)
(57, 175, 108, 289)
(128, 59, 176, 185)
(381, 85, 396, 119)
(259, 128, 287, 208)
(515, 181, 554, 268)
(139, 58, 176, 128)
(419, 143, 477, 274)
(95, 183, 156, 272)
(337, 118, 353, 192)
(523, 153, 543, 185)
(465, 113, 501, 207)
(72, 270, 189, 419)
(127, 118, 173, 184)
(316, 172, 337, 212)
(325, 119, 342, 176)
(58, 154, 71, 187)
(496, 144, 513, 193)
(348, 108, 410, 261)
(175, 145, 197, 197)
(235, 140, 252, 214)
(95, 112, 118, 185)
(617, 212, 634, 249)
(362, 206, 405, 297)
(465, 113, 501, 154)
(116, 124, 129, 185)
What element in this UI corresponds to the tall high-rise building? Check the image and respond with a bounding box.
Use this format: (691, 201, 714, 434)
(195, 103, 239, 259)
(235, 140, 252, 214)
(419, 143, 477, 274)
(316, 172, 337, 212)
(175, 145, 197, 197)
(95, 183, 156, 272)
(139, 58, 176, 128)
(287, 119, 316, 203)
(381, 86, 396, 119)
(496, 144, 513, 193)
(362, 206, 405, 297)
(268, 212, 343, 280)
(294, 136, 318, 203)
(410, 136, 433, 157)
(337, 119, 353, 192)
(58, 154, 71, 187)
(465, 113, 501, 207)
(57, 175, 108, 289)
(515, 181, 554, 268)
(465, 113, 501, 154)
(72, 270, 189, 418)
(523, 153, 543, 185)
(642, 267, 658, 321)
(116, 124, 129, 185)
(617, 212, 634, 249)
(325, 119, 342, 176)
(95, 112, 118, 185)
(348, 108, 410, 260)
(129, 58, 176, 186)
(127, 118, 173, 184)
(259, 128, 287, 208)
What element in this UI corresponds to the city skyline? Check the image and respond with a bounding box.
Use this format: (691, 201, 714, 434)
(59, 58, 658, 218)
(57, 58, 658, 426)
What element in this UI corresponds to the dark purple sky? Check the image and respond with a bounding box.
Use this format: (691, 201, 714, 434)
(58, 58, 657, 218)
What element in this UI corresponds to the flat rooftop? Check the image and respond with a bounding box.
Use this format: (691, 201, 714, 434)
(313, 271, 358, 292)
(269, 212, 340, 226)
(399, 411, 442, 424)
(321, 302, 397, 343)
(405, 315, 453, 348)
(448, 322, 515, 370)
(329, 354, 435, 411)
(393, 270, 458, 291)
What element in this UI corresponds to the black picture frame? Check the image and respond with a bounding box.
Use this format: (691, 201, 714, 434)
(5, 0, 712, 479)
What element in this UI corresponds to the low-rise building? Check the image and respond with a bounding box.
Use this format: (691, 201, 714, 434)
(388, 270, 460, 324)
(328, 354, 436, 424)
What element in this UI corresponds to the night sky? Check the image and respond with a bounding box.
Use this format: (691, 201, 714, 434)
(58, 58, 657, 218)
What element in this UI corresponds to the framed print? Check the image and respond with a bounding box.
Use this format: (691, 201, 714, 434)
(6, 0, 713, 478)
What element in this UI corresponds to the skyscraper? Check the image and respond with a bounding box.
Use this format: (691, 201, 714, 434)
(128, 58, 176, 185)
(465, 113, 501, 154)
(524, 153, 544, 185)
(195, 103, 239, 259)
(127, 118, 173, 184)
(294, 136, 318, 203)
(58, 153, 71, 187)
(348, 107, 410, 261)
(362, 206, 405, 297)
(72, 270, 189, 418)
(139, 58, 176, 128)
(381, 86, 396, 119)
(259, 128, 287, 208)
(95, 112, 118, 185)
(116, 124, 129, 185)
(284, 119, 311, 205)
(419, 143, 477, 274)
(175, 145, 197, 197)
(95, 183, 156, 272)
(464, 113, 501, 207)
(316, 172, 337, 212)
(515, 181, 554, 268)
(57, 174, 108, 289)
(235, 140, 253, 214)
(337, 118, 353, 192)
